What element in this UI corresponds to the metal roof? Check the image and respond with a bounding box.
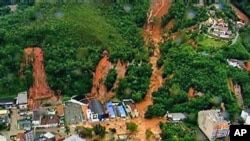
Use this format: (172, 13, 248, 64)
(17, 91, 28, 104)
(106, 102, 115, 118)
(117, 105, 126, 117)
(89, 100, 104, 115)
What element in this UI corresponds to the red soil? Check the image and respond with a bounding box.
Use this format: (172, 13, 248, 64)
(89, 51, 113, 101)
(165, 19, 175, 30)
(245, 61, 250, 71)
(20, 47, 57, 109)
(188, 87, 195, 99)
(134, 0, 171, 140)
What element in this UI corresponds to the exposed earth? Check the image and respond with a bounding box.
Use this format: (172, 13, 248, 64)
(20, 47, 57, 109)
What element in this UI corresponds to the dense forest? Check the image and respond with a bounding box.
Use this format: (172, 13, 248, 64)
(0, 1, 150, 99)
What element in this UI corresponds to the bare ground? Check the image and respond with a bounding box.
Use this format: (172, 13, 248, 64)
(21, 47, 57, 109)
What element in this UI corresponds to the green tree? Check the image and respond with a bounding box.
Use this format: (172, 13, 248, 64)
(75, 126, 93, 138)
(93, 124, 106, 137)
(65, 125, 70, 135)
(126, 122, 138, 133)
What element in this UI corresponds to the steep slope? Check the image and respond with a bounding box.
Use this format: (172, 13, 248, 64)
(20, 47, 57, 109)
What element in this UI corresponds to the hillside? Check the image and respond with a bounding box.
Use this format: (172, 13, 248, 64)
(0, 0, 250, 140)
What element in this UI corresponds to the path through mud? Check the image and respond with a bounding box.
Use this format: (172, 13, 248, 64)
(134, 0, 171, 140)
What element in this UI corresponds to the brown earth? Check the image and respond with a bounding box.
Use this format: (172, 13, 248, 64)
(89, 51, 113, 101)
(188, 38, 198, 49)
(188, 87, 195, 99)
(20, 47, 57, 109)
(230, 1, 249, 24)
(165, 19, 175, 30)
(245, 61, 250, 71)
(133, 0, 172, 140)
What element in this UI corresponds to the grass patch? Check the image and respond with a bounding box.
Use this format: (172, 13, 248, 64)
(196, 35, 229, 48)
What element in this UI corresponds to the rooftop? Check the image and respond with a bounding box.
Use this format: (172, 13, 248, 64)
(43, 132, 55, 139)
(199, 109, 225, 123)
(41, 115, 60, 125)
(89, 100, 104, 115)
(0, 98, 14, 104)
(17, 91, 28, 104)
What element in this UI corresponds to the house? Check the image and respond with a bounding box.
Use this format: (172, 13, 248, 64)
(122, 99, 139, 118)
(64, 134, 86, 141)
(227, 59, 246, 69)
(40, 115, 60, 128)
(16, 133, 25, 141)
(0, 98, 15, 109)
(25, 129, 35, 141)
(32, 110, 41, 127)
(165, 112, 187, 122)
(43, 132, 55, 141)
(89, 100, 105, 121)
(16, 91, 28, 109)
(0, 109, 10, 126)
(56, 105, 64, 117)
(240, 110, 250, 125)
(106, 102, 116, 118)
(198, 109, 230, 141)
(17, 118, 32, 130)
(117, 104, 126, 118)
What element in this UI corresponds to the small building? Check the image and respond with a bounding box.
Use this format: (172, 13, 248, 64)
(43, 132, 55, 141)
(17, 118, 32, 130)
(240, 110, 250, 125)
(40, 115, 60, 128)
(0, 98, 15, 109)
(89, 100, 105, 121)
(32, 110, 41, 127)
(198, 109, 230, 141)
(106, 102, 116, 118)
(25, 129, 35, 141)
(117, 104, 126, 118)
(0, 109, 10, 126)
(64, 134, 86, 141)
(166, 112, 187, 122)
(16, 91, 28, 109)
(16, 133, 25, 141)
(122, 99, 138, 118)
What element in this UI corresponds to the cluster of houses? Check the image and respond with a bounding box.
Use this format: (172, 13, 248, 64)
(209, 18, 234, 39)
(201, 3, 246, 40)
(67, 96, 139, 124)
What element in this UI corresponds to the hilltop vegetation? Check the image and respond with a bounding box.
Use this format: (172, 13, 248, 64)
(0, 1, 151, 100)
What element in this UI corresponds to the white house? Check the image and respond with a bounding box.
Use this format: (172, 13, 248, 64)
(16, 91, 28, 109)
(240, 110, 250, 125)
